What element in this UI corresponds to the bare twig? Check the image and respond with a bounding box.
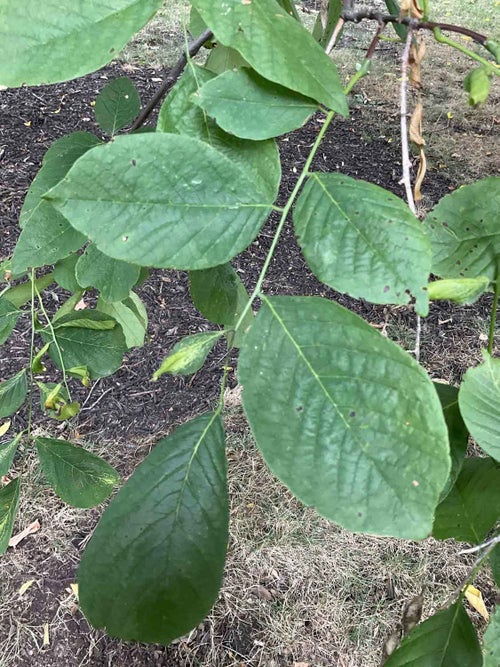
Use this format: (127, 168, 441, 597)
(399, 29, 416, 215)
(129, 28, 213, 132)
(340, 10, 488, 46)
(366, 21, 385, 60)
(459, 534, 500, 556)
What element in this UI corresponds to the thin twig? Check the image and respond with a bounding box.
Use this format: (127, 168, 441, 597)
(459, 533, 500, 555)
(399, 29, 416, 215)
(340, 10, 488, 46)
(366, 21, 385, 60)
(129, 28, 213, 132)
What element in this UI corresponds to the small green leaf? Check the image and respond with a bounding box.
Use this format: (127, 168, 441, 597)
(158, 64, 280, 203)
(384, 602, 482, 667)
(191, 0, 347, 114)
(189, 7, 216, 47)
(434, 382, 469, 500)
(239, 296, 450, 539)
(52, 292, 85, 324)
(428, 276, 490, 305)
(189, 263, 253, 345)
(46, 133, 276, 270)
(0, 298, 20, 345)
(464, 66, 492, 106)
(40, 311, 127, 379)
(459, 351, 500, 461)
(426, 177, 500, 282)
(0, 0, 163, 87)
(205, 45, 248, 74)
(36, 437, 119, 508)
(31, 343, 50, 373)
(78, 412, 228, 643)
(195, 67, 317, 140)
(0, 433, 22, 477)
(2, 273, 54, 309)
(314, 0, 342, 47)
(0, 478, 20, 554)
(485, 39, 500, 63)
(0, 370, 28, 419)
(76, 244, 140, 303)
(153, 331, 224, 379)
(97, 293, 148, 349)
(433, 457, 500, 544)
(94, 77, 141, 135)
(384, 0, 408, 40)
(294, 174, 431, 315)
(53, 254, 80, 292)
(53, 314, 116, 331)
(484, 610, 500, 667)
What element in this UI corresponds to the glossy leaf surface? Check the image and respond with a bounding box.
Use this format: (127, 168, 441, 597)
(239, 296, 449, 538)
(459, 352, 500, 461)
(78, 413, 228, 643)
(0, 0, 162, 87)
(384, 602, 482, 667)
(294, 174, 431, 315)
(47, 133, 275, 270)
(36, 437, 119, 508)
(195, 67, 317, 140)
(191, 0, 347, 114)
(433, 457, 500, 544)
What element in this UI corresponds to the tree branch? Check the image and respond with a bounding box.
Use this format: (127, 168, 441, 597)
(129, 29, 213, 132)
(340, 10, 488, 46)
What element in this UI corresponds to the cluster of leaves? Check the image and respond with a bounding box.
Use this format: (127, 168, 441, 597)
(0, 0, 499, 663)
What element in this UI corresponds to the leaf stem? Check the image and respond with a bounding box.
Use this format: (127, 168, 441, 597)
(27, 269, 36, 441)
(34, 285, 72, 400)
(433, 28, 499, 74)
(488, 269, 499, 354)
(233, 65, 369, 336)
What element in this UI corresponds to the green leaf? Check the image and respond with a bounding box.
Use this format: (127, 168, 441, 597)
(0, 370, 28, 419)
(189, 263, 254, 345)
(433, 383, 469, 500)
(12, 132, 101, 274)
(52, 292, 85, 324)
(46, 133, 275, 270)
(3, 273, 54, 309)
(384, 0, 408, 40)
(275, 0, 300, 21)
(0, 0, 163, 87)
(97, 292, 148, 349)
(314, 0, 342, 48)
(31, 343, 50, 373)
(78, 412, 228, 643)
(53, 314, 116, 331)
(40, 311, 127, 379)
(158, 64, 280, 202)
(153, 331, 224, 380)
(76, 244, 140, 303)
(94, 77, 141, 135)
(0, 433, 22, 477)
(239, 295, 450, 539)
(428, 276, 490, 305)
(459, 351, 500, 461)
(205, 45, 248, 74)
(433, 457, 500, 544)
(384, 602, 482, 667)
(0, 478, 20, 554)
(0, 298, 20, 345)
(191, 0, 347, 115)
(53, 254, 80, 292)
(464, 66, 492, 106)
(484, 610, 500, 667)
(195, 67, 317, 140)
(426, 177, 500, 283)
(36, 437, 119, 508)
(490, 545, 500, 588)
(189, 6, 216, 47)
(294, 174, 431, 315)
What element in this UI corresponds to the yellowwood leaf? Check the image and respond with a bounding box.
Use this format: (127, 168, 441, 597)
(465, 584, 489, 621)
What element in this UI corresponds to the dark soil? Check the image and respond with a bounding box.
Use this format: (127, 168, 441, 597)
(0, 61, 492, 666)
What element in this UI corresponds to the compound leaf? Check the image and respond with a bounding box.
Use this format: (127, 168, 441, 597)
(36, 437, 119, 508)
(384, 602, 482, 667)
(459, 351, 500, 461)
(47, 133, 275, 270)
(195, 67, 317, 140)
(433, 457, 500, 544)
(78, 412, 228, 644)
(191, 0, 347, 114)
(94, 76, 141, 135)
(0, 0, 163, 87)
(239, 296, 450, 539)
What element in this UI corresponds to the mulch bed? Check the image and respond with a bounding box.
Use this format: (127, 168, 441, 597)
(0, 60, 491, 665)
